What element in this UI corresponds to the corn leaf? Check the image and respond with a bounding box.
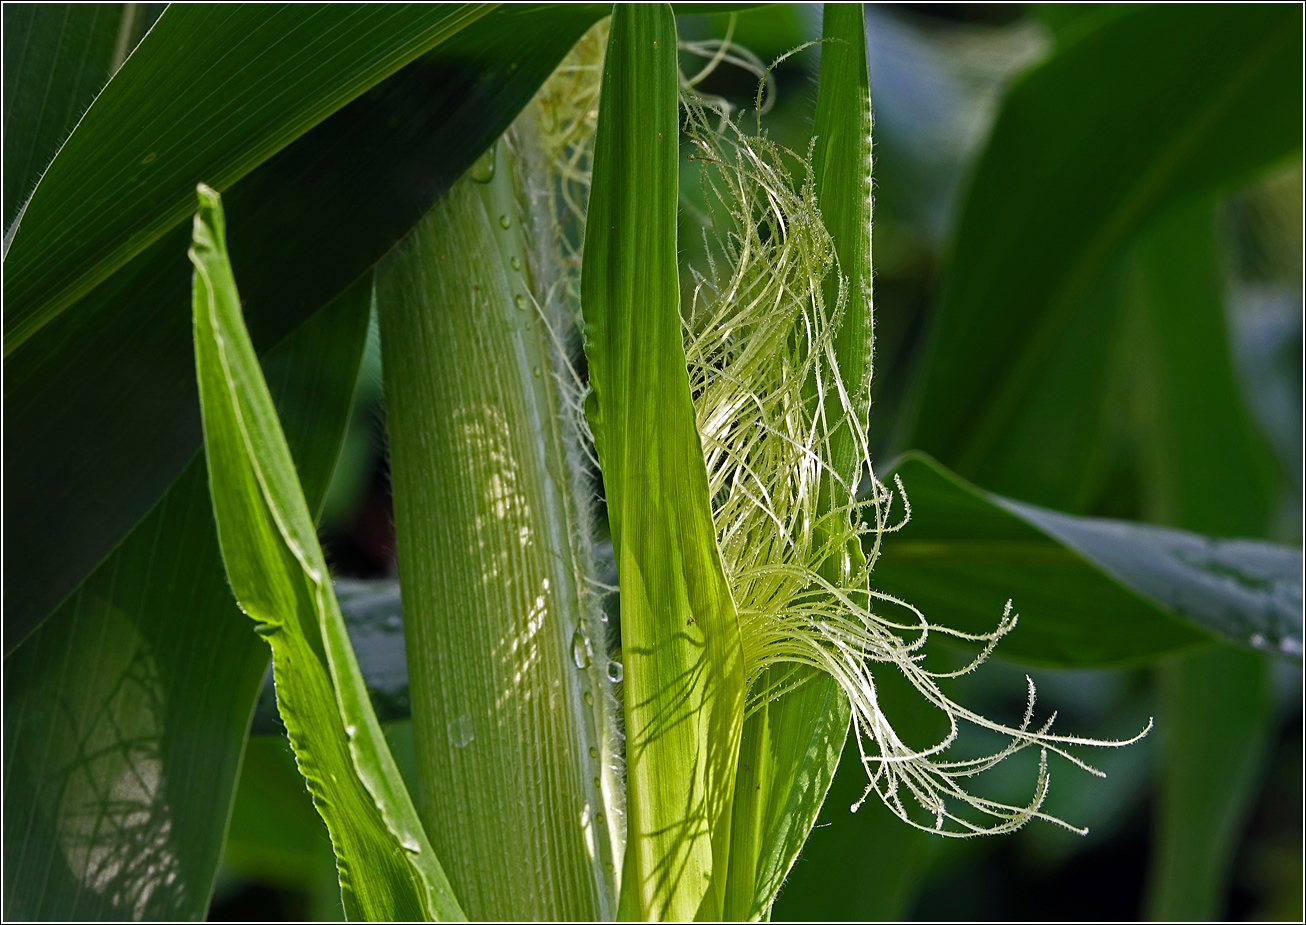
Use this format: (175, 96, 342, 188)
(2, 246, 370, 919)
(582, 6, 746, 918)
(723, 4, 872, 917)
(2, 3, 159, 233)
(190, 185, 462, 922)
(376, 152, 620, 916)
(5, 3, 497, 352)
(879, 453, 1302, 666)
(905, 3, 1302, 509)
(5, 3, 607, 651)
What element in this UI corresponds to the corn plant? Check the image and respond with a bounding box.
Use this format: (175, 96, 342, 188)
(3, 3, 1301, 922)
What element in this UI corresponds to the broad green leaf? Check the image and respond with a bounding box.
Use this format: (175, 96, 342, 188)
(4, 3, 495, 351)
(905, 4, 1302, 508)
(4, 3, 608, 650)
(582, 6, 746, 919)
(1146, 646, 1274, 920)
(724, 5, 871, 917)
(2, 3, 160, 232)
(2, 258, 370, 919)
(376, 135, 619, 917)
(190, 185, 462, 922)
(997, 493, 1302, 659)
(877, 453, 1299, 666)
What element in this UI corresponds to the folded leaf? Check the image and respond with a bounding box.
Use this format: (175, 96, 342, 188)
(582, 6, 746, 918)
(190, 184, 463, 921)
(879, 453, 1302, 665)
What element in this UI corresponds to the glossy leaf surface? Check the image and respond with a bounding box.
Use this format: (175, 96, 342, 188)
(4, 3, 607, 648)
(2, 3, 157, 232)
(878, 454, 1302, 666)
(4, 3, 494, 349)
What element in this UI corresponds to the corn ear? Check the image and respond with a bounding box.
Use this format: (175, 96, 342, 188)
(581, 5, 747, 919)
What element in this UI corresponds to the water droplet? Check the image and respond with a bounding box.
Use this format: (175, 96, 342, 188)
(514, 294, 528, 311)
(532, 366, 541, 378)
(345, 724, 357, 738)
(589, 746, 599, 759)
(596, 812, 605, 824)
(469, 144, 496, 183)
(401, 834, 422, 853)
(450, 714, 475, 748)
(510, 256, 521, 271)
(604, 860, 615, 872)
(499, 214, 511, 229)
(385, 613, 402, 630)
(583, 690, 594, 706)
(1250, 632, 1267, 649)
(593, 777, 601, 789)
(571, 629, 591, 669)
(606, 660, 623, 683)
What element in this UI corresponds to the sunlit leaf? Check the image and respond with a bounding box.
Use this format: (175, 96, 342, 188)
(582, 6, 746, 918)
(376, 116, 620, 917)
(190, 185, 463, 921)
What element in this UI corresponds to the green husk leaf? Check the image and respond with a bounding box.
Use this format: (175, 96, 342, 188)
(189, 184, 463, 922)
(582, 6, 746, 919)
(376, 59, 621, 912)
(723, 4, 872, 916)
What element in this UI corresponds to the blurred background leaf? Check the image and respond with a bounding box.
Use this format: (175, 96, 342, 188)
(901, 3, 1301, 512)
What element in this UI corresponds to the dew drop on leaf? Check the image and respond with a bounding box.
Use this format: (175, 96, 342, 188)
(571, 628, 591, 669)
(469, 143, 496, 183)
